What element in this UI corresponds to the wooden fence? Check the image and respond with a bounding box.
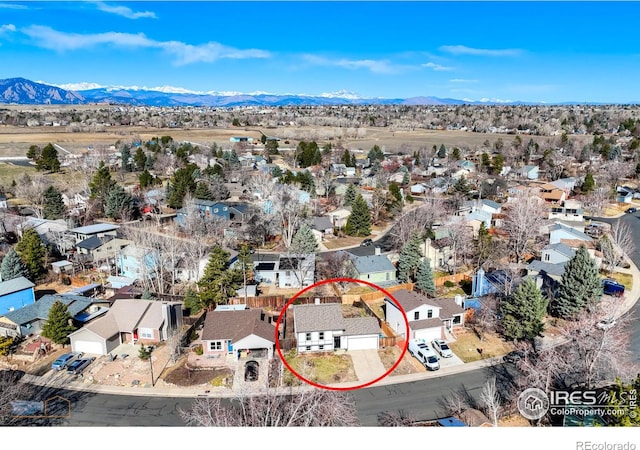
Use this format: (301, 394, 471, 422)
(358, 283, 415, 303)
(228, 295, 285, 309)
(379, 336, 397, 348)
(434, 273, 471, 287)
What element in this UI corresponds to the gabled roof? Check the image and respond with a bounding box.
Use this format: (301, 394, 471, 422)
(4, 294, 98, 325)
(386, 289, 464, 319)
(480, 199, 501, 210)
(0, 277, 35, 297)
(343, 317, 380, 336)
(527, 259, 568, 277)
(350, 254, 394, 274)
(543, 242, 576, 258)
(294, 303, 345, 333)
(77, 234, 115, 251)
(201, 309, 275, 343)
(550, 222, 592, 241)
(311, 216, 334, 231)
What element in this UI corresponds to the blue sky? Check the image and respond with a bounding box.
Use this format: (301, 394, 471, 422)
(0, 1, 639, 103)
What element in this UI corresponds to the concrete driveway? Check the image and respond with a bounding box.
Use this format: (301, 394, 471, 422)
(349, 349, 386, 383)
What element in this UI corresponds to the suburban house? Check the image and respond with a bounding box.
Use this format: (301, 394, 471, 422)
(549, 222, 593, 246)
(519, 165, 539, 180)
(423, 229, 454, 270)
(471, 268, 516, 298)
(75, 235, 131, 266)
(327, 208, 351, 229)
(117, 244, 158, 281)
(384, 289, 465, 342)
(540, 242, 576, 264)
(310, 216, 335, 239)
(175, 200, 229, 227)
(539, 183, 566, 204)
(0, 277, 36, 316)
(550, 177, 578, 193)
(548, 199, 584, 223)
(69, 299, 183, 355)
(345, 249, 396, 286)
(16, 218, 72, 255)
(252, 253, 315, 288)
(201, 308, 276, 361)
(70, 223, 120, 244)
(616, 186, 634, 204)
(293, 302, 381, 353)
(51, 260, 73, 275)
(0, 294, 109, 338)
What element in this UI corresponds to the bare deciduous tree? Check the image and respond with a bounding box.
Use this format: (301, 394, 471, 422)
(599, 220, 635, 274)
(502, 191, 548, 263)
(273, 185, 307, 249)
(179, 386, 360, 427)
(14, 173, 49, 219)
(480, 377, 501, 427)
(0, 370, 29, 425)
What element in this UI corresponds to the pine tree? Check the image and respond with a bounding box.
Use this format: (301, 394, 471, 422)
(15, 228, 46, 281)
(194, 182, 214, 201)
(499, 277, 548, 341)
(437, 144, 447, 158)
(291, 223, 318, 254)
(133, 147, 147, 171)
(368, 145, 384, 162)
(344, 194, 371, 237)
(183, 288, 202, 315)
(104, 184, 135, 221)
(89, 161, 116, 212)
(36, 143, 61, 172)
(167, 163, 198, 209)
(551, 245, 603, 319)
(416, 257, 436, 296)
(1, 248, 29, 282)
(397, 233, 423, 283)
(42, 185, 65, 219)
(582, 172, 595, 193)
(120, 146, 132, 172)
(41, 300, 76, 346)
(198, 246, 238, 310)
(139, 169, 154, 188)
(343, 184, 357, 207)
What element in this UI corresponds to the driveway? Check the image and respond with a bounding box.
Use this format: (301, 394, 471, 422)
(349, 349, 386, 383)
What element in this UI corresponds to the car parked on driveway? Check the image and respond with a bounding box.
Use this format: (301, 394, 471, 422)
(66, 357, 95, 375)
(431, 339, 453, 358)
(51, 353, 81, 371)
(603, 279, 625, 297)
(360, 238, 373, 247)
(626, 207, 637, 214)
(503, 350, 526, 364)
(244, 360, 259, 382)
(596, 318, 617, 330)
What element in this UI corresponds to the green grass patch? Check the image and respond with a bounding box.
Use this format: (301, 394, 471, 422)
(344, 286, 374, 295)
(434, 271, 449, 278)
(0, 162, 35, 187)
(440, 287, 466, 298)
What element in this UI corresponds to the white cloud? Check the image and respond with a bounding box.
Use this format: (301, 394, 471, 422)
(0, 3, 27, 9)
(440, 45, 522, 57)
(450, 78, 478, 83)
(0, 23, 16, 34)
(20, 25, 271, 65)
(422, 62, 453, 71)
(302, 54, 402, 74)
(93, 1, 157, 19)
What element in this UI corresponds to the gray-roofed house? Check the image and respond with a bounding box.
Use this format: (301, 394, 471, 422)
(70, 223, 120, 244)
(293, 302, 381, 353)
(541, 242, 575, 265)
(201, 308, 276, 361)
(347, 249, 397, 286)
(0, 276, 36, 317)
(68, 299, 183, 356)
(0, 294, 108, 338)
(310, 216, 334, 237)
(74, 235, 131, 265)
(252, 253, 315, 288)
(384, 289, 465, 342)
(549, 222, 593, 245)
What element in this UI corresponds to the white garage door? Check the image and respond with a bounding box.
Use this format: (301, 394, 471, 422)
(414, 327, 442, 343)
(346, 335, 378, 350)
(72, 340, 104, 355)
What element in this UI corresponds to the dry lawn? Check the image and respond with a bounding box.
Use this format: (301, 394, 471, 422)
(448, 328, 514, 363)
(608, 271, 633, 290)
(162, 356, 233, 387)
(322, 236, 369, 250)
(499, 415, 532, 427)
(378, 346, 423, 376)
(282, 351, 357, 386)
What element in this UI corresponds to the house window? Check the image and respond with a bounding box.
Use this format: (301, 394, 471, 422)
(214, 208, 219, 213)
(544, 253, 550, 262)
(286, 271, 291, 277)
(139, 328, 154, 339)
(414, 311, 420, 321)
(319, 332, 324, 340)
(305, 332, 311, 341)
(306, 346, 311, 351)
(453, 316, 461, 325)
(209, 341, 222, 351)
(427, 310, 433, 318)
(319, 345, 324, 350)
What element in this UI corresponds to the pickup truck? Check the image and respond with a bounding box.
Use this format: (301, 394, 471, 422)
(603, 279, 625, 297)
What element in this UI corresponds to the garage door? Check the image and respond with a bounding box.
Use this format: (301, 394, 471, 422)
(346, 335, 378, 350)
(72, 340, 104, 355)
(414, 327, 442, 343)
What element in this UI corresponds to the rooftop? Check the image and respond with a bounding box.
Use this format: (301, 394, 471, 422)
(70, 223, 120, 235)
(0, 276, 35, 297)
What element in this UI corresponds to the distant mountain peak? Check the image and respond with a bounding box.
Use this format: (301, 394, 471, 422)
(0, 78, 84, 105)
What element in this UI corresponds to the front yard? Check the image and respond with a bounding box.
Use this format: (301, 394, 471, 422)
(448, 328, 514, 363)
(282, 350, 357, 385)
(378, 345, 423, 376)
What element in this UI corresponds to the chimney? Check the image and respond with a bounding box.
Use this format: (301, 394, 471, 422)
(314, 297, 320, 305)
(375, 247, 381, 256)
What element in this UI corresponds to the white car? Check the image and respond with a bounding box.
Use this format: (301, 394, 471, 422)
(596, 318, 616, 330)
(431, 339, 453, 358)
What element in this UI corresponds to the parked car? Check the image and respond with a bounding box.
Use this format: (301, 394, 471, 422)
(596, 318, 617, 330)
(603, 279, 625, 297)
(408, 339, 440, 370)
(625, 207, 637, 214)
(360, 238, 373, 247)
(503, 350, 526, 364)
(66, 357, 94, 375)
(51, 353, 81, 371)
(431, 339, 453, 358)
(244, 360, 259, 382)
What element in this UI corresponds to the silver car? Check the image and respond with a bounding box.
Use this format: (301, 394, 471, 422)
(431, 339, 453, 358)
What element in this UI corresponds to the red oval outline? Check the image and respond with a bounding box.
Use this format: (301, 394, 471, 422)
(274, 277, 410, 391)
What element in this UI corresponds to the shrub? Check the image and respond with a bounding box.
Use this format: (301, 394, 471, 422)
(444, 280, 455, 288)
(194, 345, 203, 356)
(61, 276, 72, 286)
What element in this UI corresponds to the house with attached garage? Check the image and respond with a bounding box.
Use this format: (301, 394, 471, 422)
(384, 289, 465, 342)
(68, 299, 183, 356)
(200, 308, 276, 361)
(252, 253, 315, 288)
(293, 302, 381, 353)
(0, 276, 35, 316)
(345, 248, 397, 286)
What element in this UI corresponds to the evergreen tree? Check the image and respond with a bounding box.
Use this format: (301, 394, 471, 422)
(183, 288, 202, 315)
(138, 343, 151, 360)
(15, 228, 46, 281)
(295, 141, 322, 168)
(607, 375, 640, 426)
(475, 222, 493, 269)
(41, 300, 76, 346)
(341, 149, 356, 167)
(402, 171, 410, 185)
(42, 185, 65, 220)
(437, 144, 447, 158)
(89, 161, 116, 211)
(416, 257, 436, 296)
(499, 277, 548, 341)
(139, 169, 155, 188)
(492, 153, 504, 174)
(343, 184, 357, 207)
(198, 246, 239, 310)
(167, 163, 198, 209)
(344, 194, 371, 237)
(368, 145, 384, 162)
(1, 248, 29, 282)
(104, 184, 135, 221)
(551, 245, 603, 319)
(453, 176, 470, 195)
(291, 223, 318, 254)
(120, 146, 132, 172)
(133, 147, 147, 171)
(451, 147, 461, 160)
(194, 182, 214, 201)
(397, 233, 423, 283)
(36, 143, 61, 172)
(582, 172, 595, 193)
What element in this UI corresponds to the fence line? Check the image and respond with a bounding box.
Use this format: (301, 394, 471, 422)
(434, 274, 471, 287)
